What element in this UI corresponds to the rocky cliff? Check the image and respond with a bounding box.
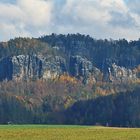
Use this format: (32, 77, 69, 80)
(0, 34, 139, 84)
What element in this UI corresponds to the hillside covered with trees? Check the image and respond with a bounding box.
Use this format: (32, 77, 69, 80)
(0, 34, 140, 126)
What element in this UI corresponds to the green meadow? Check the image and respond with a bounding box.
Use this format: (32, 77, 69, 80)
(0, 125, 139, 140)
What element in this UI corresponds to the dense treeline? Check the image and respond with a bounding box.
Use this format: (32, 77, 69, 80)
(0, 78, 139, 125)
(0, 93, 34, 124)
(64, 87, 140, 127)
(0, 38, 55, 58)
(40, 34, 140, 70)
(0, 33, 140, 70)
(0, 78, 93, 124)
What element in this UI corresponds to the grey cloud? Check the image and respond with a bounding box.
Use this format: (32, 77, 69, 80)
(0, 0, 140, 41)
(125, 0, 140, 14)
(109, 11, 136, 28)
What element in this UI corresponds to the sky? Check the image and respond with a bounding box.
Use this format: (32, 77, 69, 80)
(0, 0, 140, 41)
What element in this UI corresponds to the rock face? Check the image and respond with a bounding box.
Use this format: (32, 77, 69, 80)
(69, 55, 93, 77)
(0, 54, 67, 81)
(69, 55, 101, 83)
(0, 53, 139, 83)
(109, 63, 137, 82)
(0, 55, 42, 81)
(12, 55, 42, 80)
(0, 54, 101, 83)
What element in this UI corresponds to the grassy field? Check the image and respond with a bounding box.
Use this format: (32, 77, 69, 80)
(0, 125, 140, 140)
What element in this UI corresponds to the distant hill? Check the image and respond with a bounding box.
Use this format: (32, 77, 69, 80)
(0, 33, 140, 126)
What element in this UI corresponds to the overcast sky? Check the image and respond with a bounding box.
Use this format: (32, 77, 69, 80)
(0, 0, 140, 41)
